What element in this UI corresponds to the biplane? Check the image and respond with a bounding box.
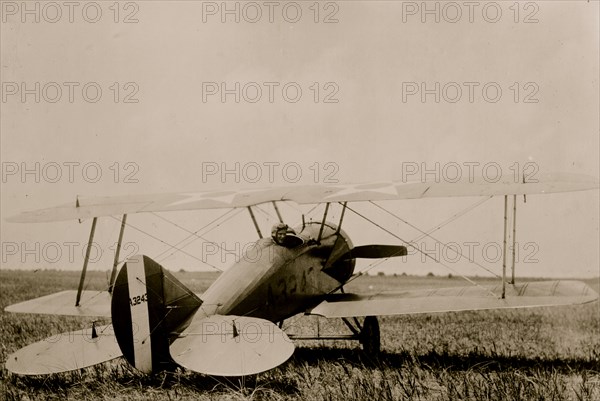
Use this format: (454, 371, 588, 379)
(4, 172, 599, 376)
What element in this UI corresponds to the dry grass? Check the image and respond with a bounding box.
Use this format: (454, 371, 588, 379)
(1, 269, 598, 400)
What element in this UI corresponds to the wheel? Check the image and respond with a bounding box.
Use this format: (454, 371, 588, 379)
(359, 316, 380, 355)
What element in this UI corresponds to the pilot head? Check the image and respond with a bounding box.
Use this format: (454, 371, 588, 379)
(271, 223, 288, 245)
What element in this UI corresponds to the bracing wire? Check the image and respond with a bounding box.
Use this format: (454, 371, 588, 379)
(369, 198, 500, 278)
(152, 209, 237, 259)
(109, 215, 223, 272)
(150, 209, 243, 262)
(343, 204, 499, 297)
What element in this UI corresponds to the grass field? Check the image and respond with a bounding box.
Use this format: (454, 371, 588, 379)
(1, 269, 599, 400)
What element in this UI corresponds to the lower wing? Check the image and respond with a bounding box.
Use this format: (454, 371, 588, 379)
(308, 280, 598, 318)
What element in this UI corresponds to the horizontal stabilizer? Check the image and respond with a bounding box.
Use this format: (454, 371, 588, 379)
(5, 324, 122, 375)
(4, 290, 111, 317)
(309, 280, 598, 318)
(170, 315, 294, 376)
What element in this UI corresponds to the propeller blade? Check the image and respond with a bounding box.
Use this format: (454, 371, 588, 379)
(341, 245, 407, 260)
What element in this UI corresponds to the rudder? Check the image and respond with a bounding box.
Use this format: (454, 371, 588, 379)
(111, 254, 202, 373)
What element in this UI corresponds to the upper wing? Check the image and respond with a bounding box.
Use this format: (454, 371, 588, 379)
(7, 172, 598, 223)
(308, 280, 598, 318)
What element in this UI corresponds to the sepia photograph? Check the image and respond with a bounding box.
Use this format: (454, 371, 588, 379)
(1, 1, 599, 399)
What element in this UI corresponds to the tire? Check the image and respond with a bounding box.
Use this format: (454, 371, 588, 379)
(359, 316, 380, 355)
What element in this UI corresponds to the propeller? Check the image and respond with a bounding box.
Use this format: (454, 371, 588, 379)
(339, 245, 407, 260)
(322, 244, 408, 282)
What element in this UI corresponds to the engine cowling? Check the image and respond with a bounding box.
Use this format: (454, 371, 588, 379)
(298, 221, 356, 283)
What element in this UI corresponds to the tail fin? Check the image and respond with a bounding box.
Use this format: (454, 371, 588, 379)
(111, 255, 202, 373)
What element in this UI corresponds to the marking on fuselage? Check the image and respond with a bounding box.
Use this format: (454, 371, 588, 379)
(266, 266, 322, 309)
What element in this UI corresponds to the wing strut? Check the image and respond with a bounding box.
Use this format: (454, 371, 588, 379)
(76, 217, 97, 306)
(247, 206, 263, 238)
(108, 214, 127, 294)
(317, 202, 330, 242)
(502, 196, 508, 299)
(272, 201, 283, 223)
(336, 202, 347, 234)
(501, 194, 520, 297)
(511, 195, 517, 284)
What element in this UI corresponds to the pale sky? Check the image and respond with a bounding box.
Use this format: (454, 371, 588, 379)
(1, 1, 598, 280)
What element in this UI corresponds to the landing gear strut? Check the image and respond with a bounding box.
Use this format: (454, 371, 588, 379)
(288, 316, 381, 354)
(341, 316, 380, 355)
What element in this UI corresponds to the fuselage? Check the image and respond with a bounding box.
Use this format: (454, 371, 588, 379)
(198, 222, 355, 322)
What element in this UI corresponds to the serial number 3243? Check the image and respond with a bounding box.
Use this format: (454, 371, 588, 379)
(130, 293, 147, 306)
